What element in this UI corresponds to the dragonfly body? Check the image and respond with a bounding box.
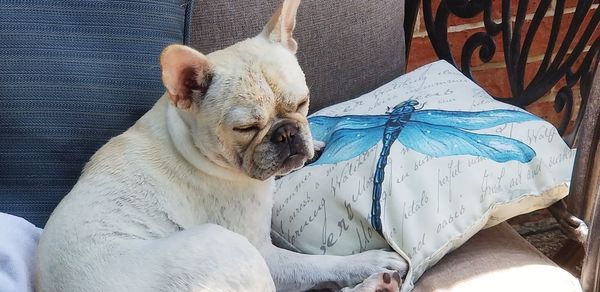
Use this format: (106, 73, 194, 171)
(308, 100, 539, 234)
(372, 102, 414, 231)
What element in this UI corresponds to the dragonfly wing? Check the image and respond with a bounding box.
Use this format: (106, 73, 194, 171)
(398, 121, 536, 163)
(308, 116, 344, 142)
(411, 109, 541, 130)
(311, 125, 385, 166)
(308, 115, 389, 141)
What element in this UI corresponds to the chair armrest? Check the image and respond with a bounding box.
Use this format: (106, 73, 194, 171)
(580, 61, 600, 292)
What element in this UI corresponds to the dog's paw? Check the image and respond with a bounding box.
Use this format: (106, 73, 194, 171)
(334, 249, 407, 290)
(351, 249, 408, 277)
(313, 140, 325, 152)
(305, 140, 325, 165)
(342, 271, 402, 292)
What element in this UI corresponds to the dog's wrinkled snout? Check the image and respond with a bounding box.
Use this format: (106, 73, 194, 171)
(271, 121, 306, 156)
(271, 122, 298, 144)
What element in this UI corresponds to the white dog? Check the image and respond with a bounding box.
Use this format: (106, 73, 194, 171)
(36, 1, 408, 291)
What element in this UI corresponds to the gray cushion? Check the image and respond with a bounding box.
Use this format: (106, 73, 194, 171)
(189, 0, 406, 112)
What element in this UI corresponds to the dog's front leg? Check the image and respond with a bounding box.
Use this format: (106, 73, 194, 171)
(260, 244, 407, 291)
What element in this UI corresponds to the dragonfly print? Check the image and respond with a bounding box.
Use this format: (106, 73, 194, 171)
(307, 99, 540, 235)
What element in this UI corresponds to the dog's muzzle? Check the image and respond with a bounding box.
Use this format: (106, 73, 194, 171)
(271, 119, 311, 168)
(247, 119, 312, 180)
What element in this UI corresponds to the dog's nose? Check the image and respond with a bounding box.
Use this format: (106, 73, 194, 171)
(271, 122, 299, 145)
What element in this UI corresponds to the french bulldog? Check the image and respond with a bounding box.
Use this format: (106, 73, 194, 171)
(35, 1, 408, 291)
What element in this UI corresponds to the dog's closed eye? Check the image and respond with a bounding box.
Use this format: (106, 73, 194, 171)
(233, 125, 260, 133)
(296, 99, 308, 112)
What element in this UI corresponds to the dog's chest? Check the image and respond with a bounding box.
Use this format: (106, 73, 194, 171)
(179, 180, 274, 246)
(212, 194, 270, 243)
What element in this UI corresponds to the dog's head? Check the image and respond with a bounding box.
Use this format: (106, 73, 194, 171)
(160, 0, 313, 181)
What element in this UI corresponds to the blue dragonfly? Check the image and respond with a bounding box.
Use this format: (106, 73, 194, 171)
(307, 99, 539, 234)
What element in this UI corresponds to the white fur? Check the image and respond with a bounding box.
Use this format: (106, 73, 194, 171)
(36, 1, 407, 291)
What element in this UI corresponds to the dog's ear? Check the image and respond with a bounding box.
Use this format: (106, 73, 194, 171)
(160, 45, 212, 110)
(262, 0, 301, 54)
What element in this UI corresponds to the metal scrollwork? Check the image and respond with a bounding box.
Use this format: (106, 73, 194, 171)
(421, 0, 600, 141)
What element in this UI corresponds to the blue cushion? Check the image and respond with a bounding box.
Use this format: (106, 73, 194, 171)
(0, 0, 194, 227)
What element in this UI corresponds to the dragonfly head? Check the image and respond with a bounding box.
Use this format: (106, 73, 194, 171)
(390, 99, 420, 114)
(406, 99, 420, 107)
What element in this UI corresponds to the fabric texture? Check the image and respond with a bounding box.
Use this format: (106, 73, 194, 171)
(272, 60, 575, 291)
(0, 213, 43, 292)
(0, 0, 194, 227)
(189, 0, 406, 113)
(413, 222, 581, 291)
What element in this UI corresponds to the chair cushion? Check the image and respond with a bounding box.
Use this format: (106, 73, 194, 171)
(0, 0, 194, 227)
(189, 0, 406, 112)
(413, 222, 582, 292)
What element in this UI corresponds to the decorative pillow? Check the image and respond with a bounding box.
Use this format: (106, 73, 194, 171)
(0, 0, 194, 227)
(272, 60, 575, 291)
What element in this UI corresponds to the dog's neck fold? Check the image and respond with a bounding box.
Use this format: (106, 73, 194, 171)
(166, 103, 261, 184)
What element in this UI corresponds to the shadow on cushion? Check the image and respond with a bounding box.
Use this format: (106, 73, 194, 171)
(413, 222, 581, 292)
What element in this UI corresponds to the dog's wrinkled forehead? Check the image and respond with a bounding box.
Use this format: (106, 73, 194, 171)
(261, 63, 308, 101)
(209, 40, 309, 111)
